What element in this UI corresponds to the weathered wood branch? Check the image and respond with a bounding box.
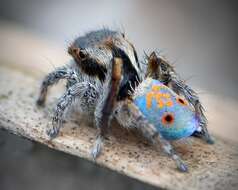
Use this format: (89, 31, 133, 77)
(0, 22, 238, 190)
(1, 62, 238, 190)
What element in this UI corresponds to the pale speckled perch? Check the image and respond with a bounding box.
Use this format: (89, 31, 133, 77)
(0, 22, 238, 190)
(1, 63, 238, 190)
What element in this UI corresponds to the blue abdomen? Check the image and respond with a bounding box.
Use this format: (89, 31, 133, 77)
(133, 79, 198, 140)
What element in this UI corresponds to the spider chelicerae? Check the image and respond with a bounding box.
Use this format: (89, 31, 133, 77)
(36, 29, 213, 172)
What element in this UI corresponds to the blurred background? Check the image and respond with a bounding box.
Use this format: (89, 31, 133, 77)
(0, 0, 237, 190)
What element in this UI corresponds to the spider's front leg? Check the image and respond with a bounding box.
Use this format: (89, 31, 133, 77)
(91, 57, 123, 159)
(47, 82, 98, 138)
(145, 52, 214, 144)
(37, 65, 78, 106)
(115, 100, 188, 172)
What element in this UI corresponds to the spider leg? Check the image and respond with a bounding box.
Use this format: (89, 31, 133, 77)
(168, 79, 214, 144)
(145, 52, 214, 144)
(47, 82, 98, 138)
(145, 51, 161, 79)
(37, 65, 78, 106)
(115, 100, 188, 172)
(91, 57, 123, 159)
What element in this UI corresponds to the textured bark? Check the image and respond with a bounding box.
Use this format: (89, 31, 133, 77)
(0, 64, 238, 190)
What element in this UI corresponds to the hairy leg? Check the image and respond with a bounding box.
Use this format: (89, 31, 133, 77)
(91, 57, 123, 159)
(47, 82, 98, 138)
(37, 65, 79, 106)
(115, 100, 188, 172)
(167, 78, 214, 144)
(145, 52, 214, 144)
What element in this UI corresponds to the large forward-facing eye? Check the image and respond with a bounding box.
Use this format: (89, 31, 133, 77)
(68, 46, 88, 61)
(79, 50, 87, 60)
(161, 112, 174, 126)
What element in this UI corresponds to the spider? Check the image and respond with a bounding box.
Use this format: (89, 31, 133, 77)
(36, 29, 213, 172)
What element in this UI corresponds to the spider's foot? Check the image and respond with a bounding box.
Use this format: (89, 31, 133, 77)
(192, 131, 215, 144)
(193, 121, 215, 144)
(204, 134, 215, 144)
(46, 127, 59, 139)
(46, 119, 61, 139)
(91, 135, 103, 160)
(176, 161, 188, 172)
(36, 98, 45, 107)
(172, 155, 188, 172)
(91, 147, 101, 160)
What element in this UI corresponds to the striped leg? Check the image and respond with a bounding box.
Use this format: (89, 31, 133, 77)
(115, 100, 188, 172)
(91, 57, 123, 159)
(37, 65, 78, 106)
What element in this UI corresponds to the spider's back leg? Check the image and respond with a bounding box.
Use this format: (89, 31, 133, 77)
(144, 52, 214, 144)
(115, 100, 188, 172)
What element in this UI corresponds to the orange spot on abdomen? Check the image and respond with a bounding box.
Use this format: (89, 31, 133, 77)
(146, 85, 174, 109)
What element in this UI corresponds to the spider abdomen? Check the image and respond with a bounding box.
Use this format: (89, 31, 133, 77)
(133, 78, 198, 140)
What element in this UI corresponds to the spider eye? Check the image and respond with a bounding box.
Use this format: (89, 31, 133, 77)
(176, 97, 187, 106)
(79, 50, 87, 60)
(161, 113, 174, 126)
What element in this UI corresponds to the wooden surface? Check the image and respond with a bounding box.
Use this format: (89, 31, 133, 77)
(0, 22, 238, 190)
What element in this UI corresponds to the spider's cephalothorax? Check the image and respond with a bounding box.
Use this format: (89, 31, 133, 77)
(37, 29, 213, 172)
